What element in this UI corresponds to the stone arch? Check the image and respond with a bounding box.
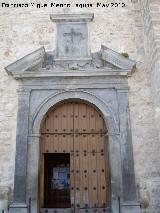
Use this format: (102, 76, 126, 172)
(32, 90, 119, 135)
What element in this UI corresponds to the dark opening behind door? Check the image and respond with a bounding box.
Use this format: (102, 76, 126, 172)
(44, 153, 71, 208)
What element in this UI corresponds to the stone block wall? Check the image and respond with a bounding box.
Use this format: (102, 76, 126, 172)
(132, 0, 160, 212)
(0, 0, 160, 212)
(140, 0, 160, 137)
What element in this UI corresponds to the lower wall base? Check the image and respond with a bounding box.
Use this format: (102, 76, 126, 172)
(8, 202, 141, 213)
(9, 203, 28, 213)
(121, 202, 141, 213)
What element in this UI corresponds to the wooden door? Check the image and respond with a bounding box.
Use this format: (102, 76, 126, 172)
(40, 102, 110, 213)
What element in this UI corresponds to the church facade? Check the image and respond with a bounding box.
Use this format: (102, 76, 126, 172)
(0, 1, 160, 213)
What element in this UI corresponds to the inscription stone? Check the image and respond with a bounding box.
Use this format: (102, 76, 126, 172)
(50, 14, 93, 60)
(59, 24, 86, 57)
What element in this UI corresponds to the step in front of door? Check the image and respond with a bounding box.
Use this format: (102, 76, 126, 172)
(40, 208, 112, 213)
(40, 208, 71, 213)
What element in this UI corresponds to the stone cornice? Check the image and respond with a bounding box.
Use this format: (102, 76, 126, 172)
(12, 70, 130, 80)
(50, 13, 94, 22)
(4, 46, 136, 80)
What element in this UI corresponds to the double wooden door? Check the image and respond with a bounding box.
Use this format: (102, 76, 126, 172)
(40, 102, 110, 212)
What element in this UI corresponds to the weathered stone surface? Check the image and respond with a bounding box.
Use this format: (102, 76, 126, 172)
(0, 1, 160, 213)
(0, 186, 10, 211)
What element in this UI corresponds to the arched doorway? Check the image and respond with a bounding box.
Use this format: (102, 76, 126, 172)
(40, 101, 111, 212)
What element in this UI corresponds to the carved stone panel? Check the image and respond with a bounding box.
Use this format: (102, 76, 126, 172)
(56, 23, 89, 59)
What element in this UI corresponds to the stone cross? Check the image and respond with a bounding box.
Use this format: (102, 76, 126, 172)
(50, 13, 94, 60)
(63, 28, 84, 53)
(63, 28, 84, 43)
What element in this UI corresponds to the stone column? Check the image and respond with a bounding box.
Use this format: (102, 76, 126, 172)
(26, 134, 41, 213)
(103, 114, 122, 213)
(117, 89, 141, 213)
(107, 133, 121, 213)
(9, 88, 31, 213)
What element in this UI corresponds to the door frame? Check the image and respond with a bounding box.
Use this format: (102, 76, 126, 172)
(32, 91, 120, 212)
(25, 90, 140, 213)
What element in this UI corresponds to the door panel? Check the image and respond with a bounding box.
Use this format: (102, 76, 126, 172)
(40, 102, 110, 212)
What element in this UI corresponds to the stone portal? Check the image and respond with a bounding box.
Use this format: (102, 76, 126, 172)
(5, 13, 141, 213)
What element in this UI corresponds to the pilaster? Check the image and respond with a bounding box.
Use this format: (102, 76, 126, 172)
(9, 88, 31, 213)
(26, 134, 42, 213)
(117, 89, 141, 213)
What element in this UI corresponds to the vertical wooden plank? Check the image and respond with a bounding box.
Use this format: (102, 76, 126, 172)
(92, 133, 97, 153)
(81, 103, 87, 133)
(49, 133, 52, 153)
(56, 105, 63, 153)
(105, 141, 110, 205)
(67, 102, 74, 133)
(70, 151, 75, 210)
(67, 102, 73, 209)
(53, 134, 58, 153)
(74, 134, 81, 210)
(100, 152, 107, 206)
(61, 134, 66, 153)
(49, 110, 53, 133)
(69, 103, 74, 210)
(88, 136, 93, 208)
(74, 102, 81, 210)
(78, 128, 88, 208)
(89, 107, 96, 133)
(58, 133, 61, 154)
(86, 104, 90, 133)
(85, 107, 90, 208)
(97, 136, 102, 207)
(65, 134, 70, 153)
(97, 134, 107, 207)
(81, 134, 89, 209)
(74, 102, 79, 133)
(87, 134, 92, 153)
(79, 135, 83, 208)
(67, 102, 74, 153)
(50, 135, 54, 153)
(91, 137, 98, 208)
(57, 105, 62, 133)
(88, 107, 97, 209)
(61, 103, 67, 135)
(53, 108, 58, 133)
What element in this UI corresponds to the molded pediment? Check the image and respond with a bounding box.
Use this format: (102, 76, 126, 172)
(101, 45, 136, 70)
(5, 45, 136, 79)
(5, 47, 45, 76)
